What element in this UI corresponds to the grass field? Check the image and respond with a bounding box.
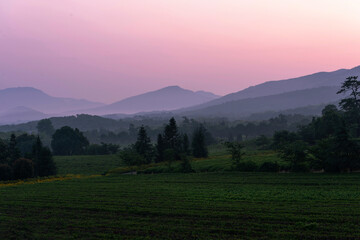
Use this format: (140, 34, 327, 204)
(1, 173, 360, 239)
(54, 154, 122, 175)
(53, 148, 283, 176)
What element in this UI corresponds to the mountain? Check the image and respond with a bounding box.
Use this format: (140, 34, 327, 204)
(0, 106, 49, 125)
(81, 86, 220, 115)
(178, 86, 343, 119)
(0, 87, 104, 114)
(181, 65, 360, 112)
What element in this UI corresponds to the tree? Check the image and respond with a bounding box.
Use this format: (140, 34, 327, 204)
(8, 134, 20, 165)
(32, 136, 56, 177)
(16, 134, 37, 157)
(51, 126, 89, 155)
(13, 158, 34, 179)
(192, 125, 208, 158)
(134, 126, 153, 164)
(337, 76, 360, 137)
(224, 141, 245, 170)
(119, 148, 146, 166)
(255, 135, 271, 150)
(0, 139, 9, 165)
(155, 134, 165, 163)
(271, 130, 298, 150)
(182, 134, 190, 155)
(0, 164, 12, 181)
(37, 119, 55, 136)
(180, 154, 194, 173)
(163, 118, 181, 152)
(163, 148, 175, 167)
(311, 127, 360, 172)
(278, 140, 310, 172)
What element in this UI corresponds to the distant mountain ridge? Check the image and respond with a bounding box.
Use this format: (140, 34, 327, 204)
(181, 65, 360, 112)
(177, 86, 342, 119)
(0, 106, 49, 125)
(0, 87, 104, 114)
(79, 86, 220, 115)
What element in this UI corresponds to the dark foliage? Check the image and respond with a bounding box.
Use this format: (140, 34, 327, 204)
(192, 125, 208, 158)
(37, 119, 55, 136)
(32, 137, 57, 177)
(12, 158, 34, 179)
(224, 141, 245, 170)
(51, 126, 89, 155)
(0, 164, 12, 181)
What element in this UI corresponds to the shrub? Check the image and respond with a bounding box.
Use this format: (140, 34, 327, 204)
(180, 154, 194, 173)
(13, 158, 34, 179)
(259, 162, 280, 172)
(119, 148, 146, 166)
(236, 161, 258, 172)
(0, 164, 12, 181)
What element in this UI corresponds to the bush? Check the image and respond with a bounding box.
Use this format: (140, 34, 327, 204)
(13, 158, 34, 179)
(235, 161, 258, 172)
(291, 163, 309, 173)
(119, 149, 146, 166)
(0, 164, 12, 181)
(180, 154, 194, 173)
(259, 162, 280, 172)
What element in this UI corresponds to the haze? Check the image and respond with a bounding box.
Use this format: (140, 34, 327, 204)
(1, 0, 360, 103)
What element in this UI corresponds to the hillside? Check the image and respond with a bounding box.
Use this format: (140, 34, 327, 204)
(80, 86, 219, 115)
(181, 66, 360, 112)
(0, 106, 48, 125)
(0, 87, 104, 114)
(179, 86, 342, 119)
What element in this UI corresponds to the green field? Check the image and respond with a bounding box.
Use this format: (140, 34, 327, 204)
(53, 149, 283, 175)
(2, 150, 360, 239)
(1, 173, 360, 239)
(54, 154, 123, 175)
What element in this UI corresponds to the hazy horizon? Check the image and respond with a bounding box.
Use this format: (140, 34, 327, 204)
(1, 1, 360, 103)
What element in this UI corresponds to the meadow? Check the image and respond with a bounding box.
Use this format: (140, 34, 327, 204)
(54, 154, 122, 175)
(1, 173, 360, 239)
(1, 148, 360, 239)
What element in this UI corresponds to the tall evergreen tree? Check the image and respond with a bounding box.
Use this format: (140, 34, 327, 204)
(192, 125, 208, 158)
(182, 134, 190, 155)
(134, 126, 153, 164)
(163, 117, 182, 159)
(337, 76, 360, 137)
(8, 134, 20, 165)
(32, 136, 57, 177)
(0, 139, 9, 165)
(164, 117, 180, 150)
(155, 134, 165, 163)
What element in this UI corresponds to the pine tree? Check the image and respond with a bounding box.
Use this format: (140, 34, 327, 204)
(156, 134, 165, 163)
(32, 136, 57, 177)
(163, 117, 182, 159)
(192, 125, 208, 158)
(337, 76, 360, 137)
(8, 134, 20, 165)
(164, 117, 180, 149)
(134, 126, 153, 164)
(182, 134, 190, 155)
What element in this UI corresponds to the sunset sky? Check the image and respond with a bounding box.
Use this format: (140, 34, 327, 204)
(1, 0, 360, 103)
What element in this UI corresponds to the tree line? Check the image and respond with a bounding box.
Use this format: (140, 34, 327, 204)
(0, 134, 56, 181)
(119, 117, 209, 172)
(272, 76, 360, 172)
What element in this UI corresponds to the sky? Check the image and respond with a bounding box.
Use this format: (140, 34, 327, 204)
(1, 0, 360, 103)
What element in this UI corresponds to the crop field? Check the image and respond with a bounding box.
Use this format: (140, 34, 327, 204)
(1, 172, 360, 239)
(54, 154, 122, 175)
(138, 150, 283, 173)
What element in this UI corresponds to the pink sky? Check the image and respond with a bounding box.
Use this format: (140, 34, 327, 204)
(1, 0, 360, 103)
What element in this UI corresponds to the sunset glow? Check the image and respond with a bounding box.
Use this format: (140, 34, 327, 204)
(1, 0, 360, 102)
